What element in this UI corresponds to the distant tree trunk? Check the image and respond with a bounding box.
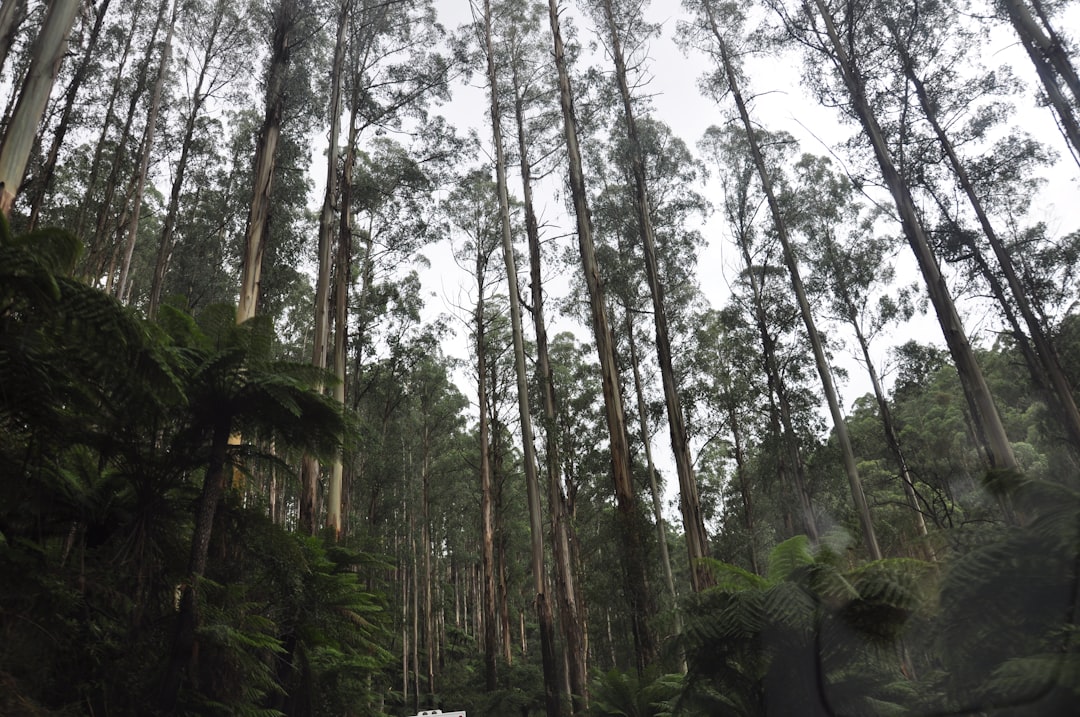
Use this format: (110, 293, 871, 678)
(78, 1, 150, 280)
(0, 0, 79, 217)
(704, 6, 880, 558)
(625, 307, 686, 670)
(116, 0, 177, 304)
(723, 383, 760, 574)
(421, 421, 435, 697)
(479, 0, 562, 710)
(237, 0, 295, 323)
(147, 0, 229, 317)
(598, 0, 713, 591)
(25, 0, 113, 230)
(809, 0, 1020, 480)
(545, 0, 654, 671)
(477, 245, 498, 692)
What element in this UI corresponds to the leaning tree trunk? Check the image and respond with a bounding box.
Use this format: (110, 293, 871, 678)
(705, 3, 880, 558)
(599, 0, 713, 590)
(509, 42, 587, 714)
(810, 0, 1020, 479)
(237, 0, 295, 323)
(1000, 0, 1080, 162)
(0, 0, 80, 217)
(545, 0, 655, 671)
(894, 35, 1080, 454)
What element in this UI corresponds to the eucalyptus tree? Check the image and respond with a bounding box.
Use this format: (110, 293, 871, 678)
(445, 168, 505, 691)
(146, 0, 253, 318)
(473, 0, 562, 710)
(996, 0, 1080, 161)
(584, 0, 713, 592)
(0, 0, 80, 217)
(863, 0, 1080, 455)
(23, 0, 113, 230)
(685, 0, 881, 558)
(237, 0, 305, 323)
(0, 0, 27, 75)
(772, 0, 1022, 482)
(116, 0, 178, 304)
(544, 0, 655, 669)
(500, 0, 589, 704)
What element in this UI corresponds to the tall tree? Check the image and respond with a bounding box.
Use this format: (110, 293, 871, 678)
(544, 0, 655, 671)
(236, 0, 299, 323)
(591, 0, 712, 590)
(474, 0, 563, 711)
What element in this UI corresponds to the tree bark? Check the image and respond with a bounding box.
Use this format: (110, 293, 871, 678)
(237, 0, 295, 323)
(0, 0, 80, 217)
(477, 239, 499, 692)
(545, 0, 654, 670)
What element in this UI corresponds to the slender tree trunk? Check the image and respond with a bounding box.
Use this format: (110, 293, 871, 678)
(147, 0, 228, 317)
(158, 419, 231, 713)
(478, 0, 562, 710)
(0, 0, 79, 217)
(74, 3, 137, 228)
(724, 387, 760, 574)
(599, 0, 712, 590)
(809, 0, 1020, 478)
(421, 422, 435, 697)
(625, 308, 687, 670)
(705, 5, 880, 558)
(117, 0, 177, 304)
(545, 0, 654, 670)
(736, 233, 819, 541)
(477, 257, 498, 692)
(237, 0, 295, 323)
(25, 0, 113, 230)
(894, 36, 1080, 453)
(510, 61, 588, 712)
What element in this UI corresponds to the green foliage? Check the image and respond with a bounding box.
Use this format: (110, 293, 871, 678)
(681, 537, 932, 717)
(0, 228, 389, 714)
